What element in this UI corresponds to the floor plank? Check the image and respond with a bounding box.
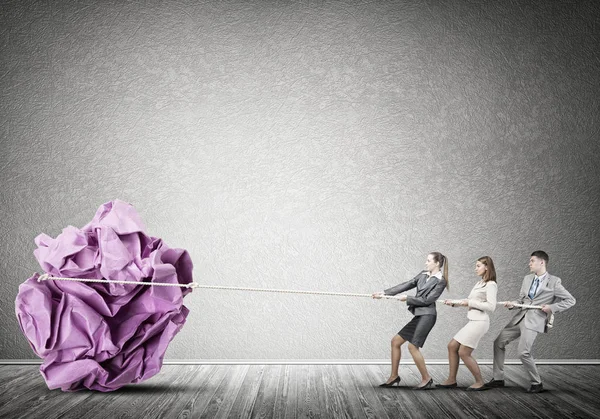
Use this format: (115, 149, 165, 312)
(276, 364, 297, 419)
(202, 364, 249, 419)
(1, 365, 600, 419)
(251, 365, 281, 419)
(174, 364, 229, 418)
(346, 365, 390, 419)
(227, 364, 266, 418)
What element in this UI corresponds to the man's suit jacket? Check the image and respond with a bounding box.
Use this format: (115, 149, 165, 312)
(507, 273, 576, 333)
(384, 271, 447, 316)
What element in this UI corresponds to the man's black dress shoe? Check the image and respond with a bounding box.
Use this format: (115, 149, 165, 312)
(379, 376, 401, 387)
(435, 383, 457, 388)
(413, 378, 433, 390)
(527, 383, 544, 393)
(484, 379, 505, 388)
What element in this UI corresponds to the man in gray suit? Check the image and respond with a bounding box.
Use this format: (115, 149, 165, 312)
(486, 250, 576, 393)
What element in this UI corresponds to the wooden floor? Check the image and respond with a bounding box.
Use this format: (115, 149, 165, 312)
(1, 364, 599, 419)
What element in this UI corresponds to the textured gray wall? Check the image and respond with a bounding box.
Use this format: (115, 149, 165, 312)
(1, 0, 599, 361)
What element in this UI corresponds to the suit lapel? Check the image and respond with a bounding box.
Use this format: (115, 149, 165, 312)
(420, 276, 438, 294)
(537, 273, 552, 297)
(415, 274, 426, 291)
(529, 272, 551, 300)
(524, 274, 535, 298)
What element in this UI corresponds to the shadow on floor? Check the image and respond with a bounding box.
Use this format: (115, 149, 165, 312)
(113, 383, 204, 394)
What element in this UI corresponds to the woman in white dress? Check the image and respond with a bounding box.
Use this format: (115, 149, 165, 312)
(437, 256, 497, 390)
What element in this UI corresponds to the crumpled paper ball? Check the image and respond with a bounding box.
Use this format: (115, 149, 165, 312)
(15, 200, 194, 392)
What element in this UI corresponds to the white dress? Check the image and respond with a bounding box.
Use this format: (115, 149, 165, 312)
(453, 281, 497, 349)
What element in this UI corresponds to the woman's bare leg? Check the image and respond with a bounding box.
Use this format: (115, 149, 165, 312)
(441, 339, 460, 385)
(408, 343, 431, 386)
(385, 334, 406, 384)
(459, 345, 484, 388)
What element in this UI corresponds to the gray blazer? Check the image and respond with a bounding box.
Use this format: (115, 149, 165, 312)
(507, 273, 576, 333)
(384, 271, 447, 316)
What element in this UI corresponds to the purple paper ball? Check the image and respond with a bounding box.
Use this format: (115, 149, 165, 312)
(15, 200, 194, 392)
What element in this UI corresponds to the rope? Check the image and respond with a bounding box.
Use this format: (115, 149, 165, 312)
(36, 274, 544, 309)
(497, 302, 543, 309)
(36, 274, 197, 289)
(436, 299, 543, 309)
(190, 284, 404, 300)
(35, 274, 402, 300)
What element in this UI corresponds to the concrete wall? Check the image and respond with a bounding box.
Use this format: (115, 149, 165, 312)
(1, 0, 599, 360)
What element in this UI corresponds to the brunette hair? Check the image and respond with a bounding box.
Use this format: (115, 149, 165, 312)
(477, 256, 497, 283)
(531, 250, 549, 264)
(430, 252, 449, 289)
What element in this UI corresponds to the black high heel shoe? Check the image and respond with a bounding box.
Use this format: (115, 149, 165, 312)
(413, 378, 433, 390)
(379, 376, 401, 387)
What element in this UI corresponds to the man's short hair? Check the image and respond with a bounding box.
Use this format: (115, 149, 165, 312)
(531, 250, 549, 264)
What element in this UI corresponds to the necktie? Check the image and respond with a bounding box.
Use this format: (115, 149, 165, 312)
(528, 277, 540, 299)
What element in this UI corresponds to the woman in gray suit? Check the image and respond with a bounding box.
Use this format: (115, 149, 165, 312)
(437, 256, 497, 391)
(372, 252, 449, 390)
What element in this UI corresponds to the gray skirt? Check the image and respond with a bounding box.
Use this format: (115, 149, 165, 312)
(398, 314, 437, 348)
